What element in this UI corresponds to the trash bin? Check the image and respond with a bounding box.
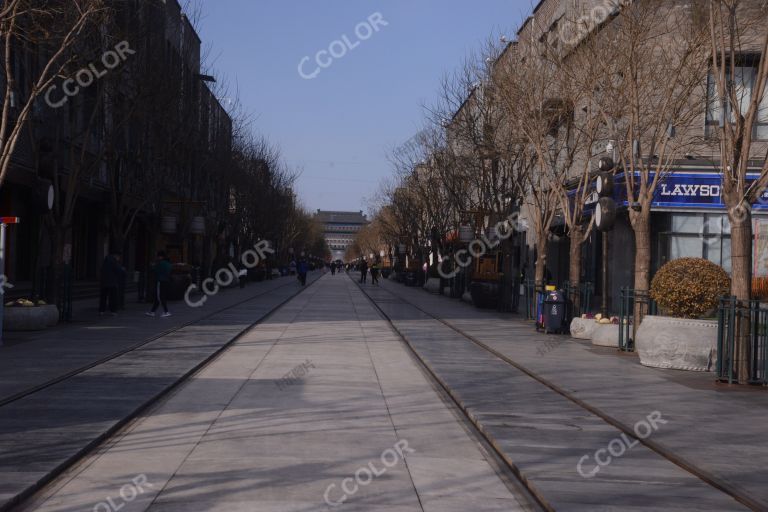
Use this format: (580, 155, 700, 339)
(543, 289, 567, 334)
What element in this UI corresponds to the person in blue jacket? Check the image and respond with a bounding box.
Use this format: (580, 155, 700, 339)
(297, 258, 308, 286)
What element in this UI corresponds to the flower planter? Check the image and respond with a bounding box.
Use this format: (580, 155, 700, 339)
(570, 317, 596, 340)
(591, 323, 619, 347)
(635, 315, 718, 371)
(4, 305, 59, 331)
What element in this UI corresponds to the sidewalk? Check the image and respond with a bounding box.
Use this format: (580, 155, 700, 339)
(369, 276, 768, 510)
(0, 273, 322, 511)
(19, 273, 534, 512)
(0, 275, 303, 404)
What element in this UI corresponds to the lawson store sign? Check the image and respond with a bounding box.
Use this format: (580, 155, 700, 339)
(599, 171, 768, 211)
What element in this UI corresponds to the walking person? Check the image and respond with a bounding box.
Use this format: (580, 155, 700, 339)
(359, 259, 368, 284)
(297, 258, 308, 286)
(99, 251, 125, 316)
(330, 261, 336, 275)
(370, 260, 380, 285)
(147, 251, 173, 317)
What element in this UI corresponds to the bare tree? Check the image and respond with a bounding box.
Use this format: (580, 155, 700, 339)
(707, 0, 768, 381)
(0, 0, 105, 191)
(585, 0, 710, 298)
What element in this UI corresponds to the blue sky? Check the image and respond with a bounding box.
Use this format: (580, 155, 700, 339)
(196, 1, 530, 213)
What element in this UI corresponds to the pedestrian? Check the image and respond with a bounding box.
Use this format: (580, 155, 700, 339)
(99, 251, 125, 316)
(147, 251, 172, 317)
(237, 260, 247, 288)
(289, 259, 297, 276)
(359, 259, 368, 284)
(330, 261, 336, 275)
(297, 258, 308, 286)
(371, 260, 380, 285)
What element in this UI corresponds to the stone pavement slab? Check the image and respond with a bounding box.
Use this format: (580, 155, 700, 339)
(0, 274, 321, 511)
(361, 276, 752, 511)
(0, 276, 307, 404)
(18, 274, 533, 512)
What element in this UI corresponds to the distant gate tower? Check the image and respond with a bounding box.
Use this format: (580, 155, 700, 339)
(315, 210, 368, 262)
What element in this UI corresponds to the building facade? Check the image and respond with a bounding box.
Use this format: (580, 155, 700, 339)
(315, 210, 368, 262)
(0, 0, 233, 303)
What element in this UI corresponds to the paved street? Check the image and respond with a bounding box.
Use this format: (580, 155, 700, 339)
(17, 274, 533, 512)
(361, 275, 767, 510)
(0, 273, 322, 511)
(10, 272, 768, 511)
(0, 276, 309, 404)
(5, 273, 768, 510)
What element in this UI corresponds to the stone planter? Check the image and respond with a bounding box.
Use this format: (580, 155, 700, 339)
(570, 317, 596, 340)
(635, 315, 718, 371)
(4, 305, 59, 331)
(591, 323, 619, 347)
(424, 278, 441, 294)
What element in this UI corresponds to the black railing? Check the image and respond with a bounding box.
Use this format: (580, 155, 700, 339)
(523, 279, 538, 321)
(563, 281, 594, 319)
(618, 288, 657, 352)
(717, 297, 768, 385)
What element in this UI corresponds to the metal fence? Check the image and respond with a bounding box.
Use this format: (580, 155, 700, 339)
(523, 279, 538, 321)
(563, 281, 594, 319)
(523, 280, 593, 325)
(618, 288, 657, 352)
(717, 297, 768, 385)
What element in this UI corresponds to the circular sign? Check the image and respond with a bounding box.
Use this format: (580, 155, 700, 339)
(596, 197, 617, 232)
(35, 179, 55, 212)
(598, 156, 614, 172)
(596, 173, 613, 197)
(46, 184, 54, 210)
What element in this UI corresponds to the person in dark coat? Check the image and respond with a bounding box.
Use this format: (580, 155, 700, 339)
(99, 251, 125, 316)
(147, 251, 173, 317)
(359, 259, 368, 284)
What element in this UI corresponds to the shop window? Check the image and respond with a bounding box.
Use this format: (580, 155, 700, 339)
(706, 57, 768, 140)
(661, 214, 731, 272)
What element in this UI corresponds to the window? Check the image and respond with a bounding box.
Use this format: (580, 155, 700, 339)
(706, 56, 768, 140)
(661, 214, 732, 272)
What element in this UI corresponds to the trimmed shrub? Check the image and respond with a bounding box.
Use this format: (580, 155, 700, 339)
(650, 258, 730, 319)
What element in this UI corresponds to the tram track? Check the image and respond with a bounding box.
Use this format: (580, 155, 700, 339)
(353, 275, 761, 512)
(1, 274, 321, 512)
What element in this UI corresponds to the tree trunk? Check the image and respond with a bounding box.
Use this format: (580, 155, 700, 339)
(632, 210, 651, 293)
(729, 209, 752, 383)
(632, 209, 651, 331)
(569, 224, 584, 313)
(535, 233, 547, 291)
(46, 224, 72, 305)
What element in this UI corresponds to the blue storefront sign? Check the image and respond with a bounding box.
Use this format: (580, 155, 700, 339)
(652, 172, 768, 210)
(574, 171, 768, 213)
